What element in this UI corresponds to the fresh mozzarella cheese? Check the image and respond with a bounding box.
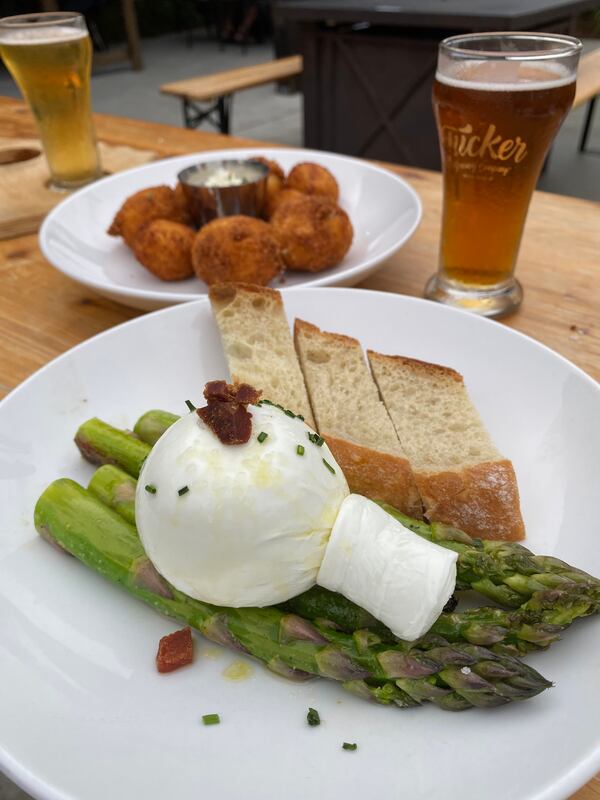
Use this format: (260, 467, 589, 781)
(136, 404, 349, 607)
(317, 494, 457, 640)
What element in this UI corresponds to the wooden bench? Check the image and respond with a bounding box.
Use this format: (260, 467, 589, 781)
(160, 55, 303, 134)
(573, 48, 600, 153)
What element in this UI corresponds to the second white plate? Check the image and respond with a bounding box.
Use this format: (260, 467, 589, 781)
(39, 148, 422, 310)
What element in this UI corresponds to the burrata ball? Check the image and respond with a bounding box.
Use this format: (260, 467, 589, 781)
(136, 403, 349, 607)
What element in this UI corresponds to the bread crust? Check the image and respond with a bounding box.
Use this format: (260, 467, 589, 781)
(209, 282, 283, 308)
(367, 350, 463, 383)
(416, 459, 525, 541)
(294, 318, 361, 350)
(324, 434, 423, 518)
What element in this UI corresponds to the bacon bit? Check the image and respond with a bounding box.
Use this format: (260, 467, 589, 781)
(156, 627, 194, 673)
(203, 380, 261, 405)
(197, 380, 261, 445)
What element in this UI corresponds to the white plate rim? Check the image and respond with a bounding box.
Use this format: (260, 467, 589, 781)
(38, 148, 423, 305)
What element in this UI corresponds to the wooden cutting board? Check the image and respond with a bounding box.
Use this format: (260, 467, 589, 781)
(0, 136, 157, 239)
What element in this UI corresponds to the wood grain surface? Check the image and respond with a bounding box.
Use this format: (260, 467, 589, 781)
(0, 135, 156, 239)
(161, 55, 303, 100)
(0, 97, 599, 799)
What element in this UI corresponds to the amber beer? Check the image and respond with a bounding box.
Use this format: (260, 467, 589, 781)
(0, 13, 100, 188)
(426, 33, 581, 317)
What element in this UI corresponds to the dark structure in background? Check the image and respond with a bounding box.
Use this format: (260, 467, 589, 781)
(275, 0, 596, 169)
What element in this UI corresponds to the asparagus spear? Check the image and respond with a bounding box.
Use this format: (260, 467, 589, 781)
(75, 418, 150, 478)
(285, 584, 599, 655)
(87, 464, 599, 656)
(89, 464, 137, 526)
(134, 410, 179, 446)
(381, 503, 600, 608)
(76, 415, 600, 611)
(35, 478, 552, 710)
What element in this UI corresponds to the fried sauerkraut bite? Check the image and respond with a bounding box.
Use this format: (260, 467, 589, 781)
(173, 181, 194, 225)
(271, 194, 353, 272)
(265, 188, 305, 219)
(286, 162, 339, 203)
(191, 216, 283, 286)
(252, 156, 285, 182)
(132, 219, 195, 281)
(252, 156, 286, 219)
(108, 186, 191, 247)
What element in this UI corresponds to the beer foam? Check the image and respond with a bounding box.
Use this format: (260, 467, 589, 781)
(437, 60, 574, 91)
(0, 25, 87, 46)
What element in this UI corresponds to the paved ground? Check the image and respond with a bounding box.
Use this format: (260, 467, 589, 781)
(0, 30, 599, 800)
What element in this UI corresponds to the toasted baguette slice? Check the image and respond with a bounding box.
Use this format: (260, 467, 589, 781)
(209, 283, 315, 428)
(294, 319, 422, 516)
(368, 352, 525, 541)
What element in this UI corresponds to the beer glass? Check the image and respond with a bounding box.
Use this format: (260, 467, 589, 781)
(427, 32, 581, 318)
(0, 12, 101, 189)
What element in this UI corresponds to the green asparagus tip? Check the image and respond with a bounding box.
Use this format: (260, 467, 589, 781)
(185, 400, 196, 412)
(202, 713, 221, 726)
(342, 742, 357, 751)
(307, 707, 320, 726)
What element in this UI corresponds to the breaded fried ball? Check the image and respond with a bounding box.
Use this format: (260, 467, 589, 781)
(192, 216, 283, 286)
(265, 188, 305, 219)
(252, 157, 286, 220)
(132, 219, 195, 281)
(271, 195, 353, 272)
(173, 181, 194, 226)
(252, 156, 285, 181)
(108, 186, 191, 247)
(286, 162, 339, 203)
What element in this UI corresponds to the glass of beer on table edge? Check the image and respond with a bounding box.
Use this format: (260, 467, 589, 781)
(0, 11, 101, 189)
(427, 32, 581, 318)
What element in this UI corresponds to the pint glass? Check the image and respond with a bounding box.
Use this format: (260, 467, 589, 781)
(426, 33, 581, 318)
(0, 12, 101, 188)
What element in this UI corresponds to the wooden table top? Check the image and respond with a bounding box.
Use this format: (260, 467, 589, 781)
(0, 95, 598, 799)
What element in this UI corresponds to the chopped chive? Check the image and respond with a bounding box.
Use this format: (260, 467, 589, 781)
(342, 742, 357, 751)
(297, 414, 305, 421)
(178, 486, 189, 496)
(307, 432, 317, 444)
(315, 435, 325, 447)
(307, 708, 320, 727)
(144, 484, 157, 494)
(257, 431, 268, 443)
(297, 444, 305, 456)
(261, 399, 273, 406)
(185, 400, 196, 412)
(202, 713, 220, 726)
(285, 409, 295, 418)
(322, 458, 336, 475)
(275, 403, 284, 411)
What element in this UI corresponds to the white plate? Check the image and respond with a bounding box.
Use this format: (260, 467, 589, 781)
(39, 148, 422, 310)
(1, 289, 599, 800)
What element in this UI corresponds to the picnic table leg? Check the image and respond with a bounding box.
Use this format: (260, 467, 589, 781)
(217, 95, 233, 134)
(182, 98, 194, 128)
(181, 96, 233, 133)
(578, 96, 597, 153)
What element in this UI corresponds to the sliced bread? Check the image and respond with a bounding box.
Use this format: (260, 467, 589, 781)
(368, 352, 525, 541)
(294, 319, 423, 517)
(209, 283, 315, 428)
